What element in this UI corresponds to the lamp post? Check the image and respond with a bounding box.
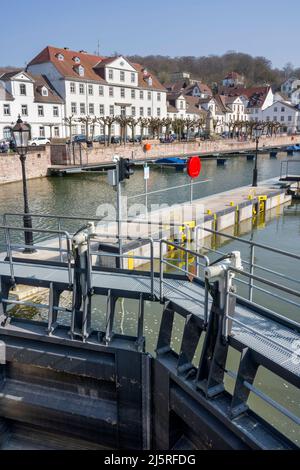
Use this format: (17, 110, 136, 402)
(252, 125, 264, 187)
(12, 116, 36, 253)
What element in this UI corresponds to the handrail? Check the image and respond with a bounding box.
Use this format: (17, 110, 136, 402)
(223, 266, 300, 341)
(195, 225, 300, 261)
(0, 225, 73, 287)
(195, 224, 300, 304)
(87, 233, 155, 298)
(159, 239, 210, 324)
(3, 212, 191, 245)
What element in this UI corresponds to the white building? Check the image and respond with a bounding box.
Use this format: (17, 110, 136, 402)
(290, 87, 300, 106)
(165, 73, 212, 99)
(166, 93, 206, 121)
(0, 70, 64, 140)
(222, 72, 245, 88)
(281, 77, 300, 98)
(262, 101, 300, 133)
(27, 46, 167, 138)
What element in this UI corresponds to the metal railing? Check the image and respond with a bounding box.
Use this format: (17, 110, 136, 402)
(0, 225, 72, 287)
(223, 265, 300, 342)
(87, 233, 155, 298)
(159, 239, 210, 324)
(280, 159, 300, 180)
(2, 213, 192, 250)
(195, 225, 300, 325)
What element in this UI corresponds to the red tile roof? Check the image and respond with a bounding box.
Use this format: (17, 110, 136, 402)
(28, 46, 166, 91)
(219, 86, 272, 109)
(224, 71, 244, 80)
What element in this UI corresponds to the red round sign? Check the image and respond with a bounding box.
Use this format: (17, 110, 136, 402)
(187, 156, 202, 179)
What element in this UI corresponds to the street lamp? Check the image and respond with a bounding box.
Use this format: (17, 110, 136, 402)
(252, 125, 264, 187)
(12, 116, 36, 253)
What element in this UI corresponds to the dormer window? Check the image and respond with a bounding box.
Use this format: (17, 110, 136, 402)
(75, 65, 85, 77)
(41, 86, 48, 96)
(147, 76, 153, 87)
(56, 53, 64, 61)
(73, 56, 81, 64)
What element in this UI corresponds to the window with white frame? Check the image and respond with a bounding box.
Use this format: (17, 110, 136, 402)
(288, 116, 292, 121)
(157, 108, 161, 117)
(120, 71, 125, 82)
(108, 69, 114, 80)
(157, 93, 161, 102)
(80, 103, 86, 115)
(280, 116, 285, 122)
(281, 107, 285, 112)
(78, 66, 85, 77)
(140, 91, 144, 100)
(100, 125, 104, 135)
(39, 126, 45, 137)
(109, 87, 114, 97)
(131, 73, 135, 83)
(89, 103, 95, 115)
(79, 84, 85, 94)
(140, 107, 144, 116)
(38, 105, 44, 117)
(121, 106, 126, 117)
(21, 105, 28, 116)
(88, 85, 93, 95)
(3, 104, 10, 115)
(99, 104, 105, 115)
(70, 82, 76, 94)
(99, 86, 104, 96)
(81, 125, 85, 134)
(147, 107, 151, 117)
(111, 125, 115, 135)
(54, 127, 60, 137)
(120, 88, 125, 98)
(20, 84, 26, 96)
(109, 105, 114, 116)
(274, 107, 278, 112)
(132, 106, 136, 117)
(3, 127, 12, 139)
(71, 102, 77, 114)
(148, 92, 151, 101)
(131, 89, 135, 99)
(53, 106, 59, 117)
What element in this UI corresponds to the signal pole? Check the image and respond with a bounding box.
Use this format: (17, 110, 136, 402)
(116, 161, 123, 269)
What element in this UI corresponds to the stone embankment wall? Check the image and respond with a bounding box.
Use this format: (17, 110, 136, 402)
(50, 135, 297, 166)
(0, 147, 51, 184)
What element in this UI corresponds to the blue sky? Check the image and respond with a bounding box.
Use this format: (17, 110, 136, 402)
(3, 0, 299, 68)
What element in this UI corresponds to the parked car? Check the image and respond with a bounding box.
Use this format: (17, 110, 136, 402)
(28, 137, 51, 146)
(160, 135, 175, 144)
(93, 135, 109, 144)
(0, 140, 10, 153)
(129, 135, 142, 143)
(111, 136, 121, 144)
(72, 134, 87, 143)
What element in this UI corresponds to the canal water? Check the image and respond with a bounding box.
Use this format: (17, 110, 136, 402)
(0, 151, 299, 445)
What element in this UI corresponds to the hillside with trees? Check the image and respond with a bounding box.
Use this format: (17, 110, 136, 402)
(127, 51, 300, 90)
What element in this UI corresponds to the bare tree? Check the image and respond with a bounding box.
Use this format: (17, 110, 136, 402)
(98, 116, 116, 146)
(76, 115, 97, 143)
(63, 115, 76, 140)
(138, 118, 149, 143)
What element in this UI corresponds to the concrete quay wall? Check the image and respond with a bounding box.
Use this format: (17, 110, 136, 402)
(121, 185, 291, 269)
